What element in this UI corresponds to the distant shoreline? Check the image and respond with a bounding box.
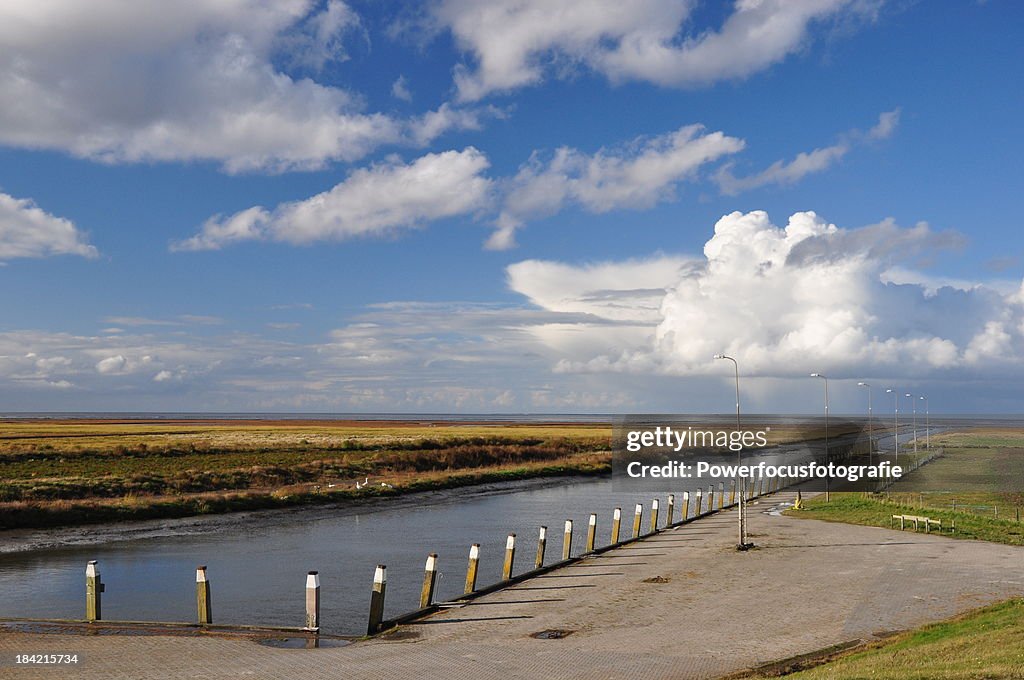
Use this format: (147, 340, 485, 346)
(0, 416, 611, 427)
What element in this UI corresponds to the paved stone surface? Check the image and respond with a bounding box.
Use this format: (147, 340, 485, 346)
(3, 490, 1023, 679)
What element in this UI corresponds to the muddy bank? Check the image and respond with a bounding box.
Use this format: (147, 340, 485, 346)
(0, 473, 601, 554)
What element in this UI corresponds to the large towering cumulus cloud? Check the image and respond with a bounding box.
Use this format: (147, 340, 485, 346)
(510, 211, 1023, 380)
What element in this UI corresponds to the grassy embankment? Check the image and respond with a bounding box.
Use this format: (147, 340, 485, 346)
(785, 427, 1024, 545)
(0, 420, 612, 530)
(758, 428, 1024, 678)
(745, 598, 1024, 679)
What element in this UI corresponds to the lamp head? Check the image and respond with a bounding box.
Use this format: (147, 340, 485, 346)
(886, 388, 894, 393)
(810, 372, 820, 377)
(713, 354, 723, 360)
(857, 382, 868, 387)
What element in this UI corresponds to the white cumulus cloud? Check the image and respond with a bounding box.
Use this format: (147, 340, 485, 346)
(508, 210, 1023, 381)
(490, 125, 744, 249)
(435, 0, 873, 101)
(174, 148, 493, 250)
(0, 192, 97, 260)
(0, 1, 480, 172)
(95, 355, 128, 374)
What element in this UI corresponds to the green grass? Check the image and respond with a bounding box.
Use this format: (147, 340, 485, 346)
(929, 428, 1024, 449)
(786, 494, 1024, 545)
(786, 427, 1024, 546)
(757, 598, 1024, 679)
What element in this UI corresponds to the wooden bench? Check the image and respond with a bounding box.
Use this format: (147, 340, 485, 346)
(890, 514, 944, 533)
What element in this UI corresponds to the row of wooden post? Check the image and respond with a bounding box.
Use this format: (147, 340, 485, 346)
(389, 473, 788, 633)
(82, 560, 324, 633)
(83, 473, 790, 636)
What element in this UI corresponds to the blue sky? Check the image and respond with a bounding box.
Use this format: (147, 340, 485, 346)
(1, 0, 1022, 413)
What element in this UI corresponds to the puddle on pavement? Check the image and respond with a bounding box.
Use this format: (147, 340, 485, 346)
(255, 637, 352, 649)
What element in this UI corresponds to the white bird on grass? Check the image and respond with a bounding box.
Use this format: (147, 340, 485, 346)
(355, 477, 369, 489)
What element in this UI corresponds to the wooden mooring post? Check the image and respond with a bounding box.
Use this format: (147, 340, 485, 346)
(420, 554, 439, 609)
(650, 499, 660, 533)
(562, 520, 573, 560)
(502, 534, 516, 580)
(665, 494, 675, 525)
(632, 503, 643, 538)
(465, 544, 481, 593)
(367, 565, 387, 635)
(535, 526, 547, 569)
(305, 571, 320, 631)
(611, 508, 622, 544)
(85, 560, 103, 622)
(682, 491, 690, 520)
(585, 514, 597, 552)
(196, 565, 212, 625)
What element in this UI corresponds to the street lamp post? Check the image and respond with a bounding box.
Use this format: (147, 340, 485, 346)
(714, 354, 749, 549)
(906, 393, 918, 454)
(886, 388, 899, 466)
(810, 373, 829, 502)
(920, 395, 929, 449)
(858, 382, 872, 464)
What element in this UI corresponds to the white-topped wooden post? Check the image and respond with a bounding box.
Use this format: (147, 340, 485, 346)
(85, 560, 103, 622)
(585, 514, 597, 552)
(707, 485, 714, 512)
(650, 498, 660, 533)
(632, 503, 643, 538)
(562, 520, 573, 560)
(305, 571, 320, 631)
(367, 564, 387, 635)
(464, 544, 480, 593)
(196, 565, 211, 625)
(666, 494, 675, 525)
(695, 488, 702, 516)
(611, 507, 622, 543)
(535, 526, 547, 569)
(502, 533, 516, 580)
(682, 491, 690, 520)
(420, 554, 439, 609)
(718, 482, 725, 510)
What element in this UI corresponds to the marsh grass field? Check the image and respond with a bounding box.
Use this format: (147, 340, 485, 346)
(0, 419, 613, 530)
(0, 418, 847, 531)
